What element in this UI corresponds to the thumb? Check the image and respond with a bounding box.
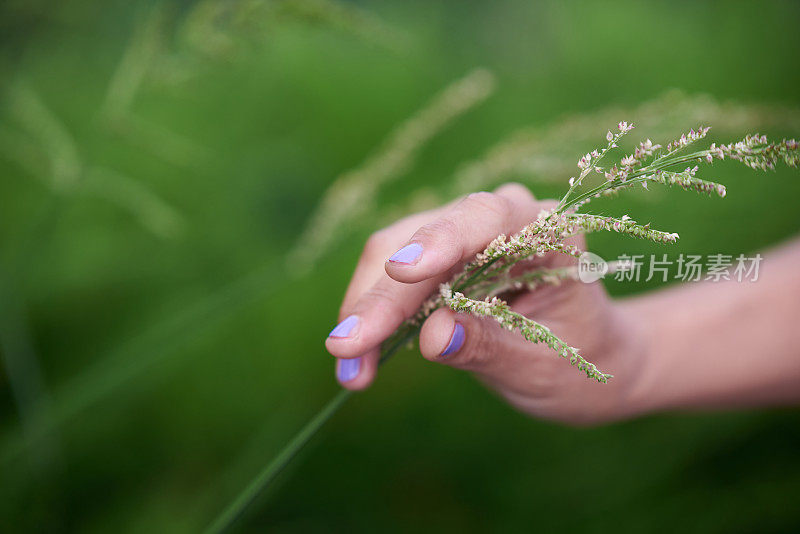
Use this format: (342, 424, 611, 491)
(419, 307, 521, 372)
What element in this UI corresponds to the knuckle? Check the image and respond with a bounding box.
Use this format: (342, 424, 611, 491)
(362, 284, 412, 319)
(462, 192, 514, 226)
(459, 322, 493, 368)
(494, 182, 533, 200)
(363, 283, 395, 305)
(415, 216, 460, 242)
(463, 191, 511, 216)
(363, 229, 388, 256)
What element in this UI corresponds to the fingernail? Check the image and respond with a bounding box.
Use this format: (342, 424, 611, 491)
(337, 357, 361, 382)
(329, 315, 359, 338)
(441, 323, 465, 357)
(388, 243, 423, 265)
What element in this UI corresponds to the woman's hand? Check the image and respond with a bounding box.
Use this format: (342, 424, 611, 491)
(325, 183, 646, 425)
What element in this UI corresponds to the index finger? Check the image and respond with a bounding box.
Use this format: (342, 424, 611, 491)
(384, 183, 546, 284)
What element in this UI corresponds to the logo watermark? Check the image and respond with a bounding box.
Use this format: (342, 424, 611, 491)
(576, 253, 763, 284)
(577, 252, 609, 283)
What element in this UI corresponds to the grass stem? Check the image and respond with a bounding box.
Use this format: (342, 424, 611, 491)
(206, 326, 420, 533)
(204, 388, 352, 534)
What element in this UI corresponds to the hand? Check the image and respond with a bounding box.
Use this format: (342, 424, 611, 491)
(325, 183, 646, 425)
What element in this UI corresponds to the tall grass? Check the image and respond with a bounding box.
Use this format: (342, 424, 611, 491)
(1, 2, 800, 531)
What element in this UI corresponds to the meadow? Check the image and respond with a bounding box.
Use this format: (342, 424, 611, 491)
(1, 1, 800, 532)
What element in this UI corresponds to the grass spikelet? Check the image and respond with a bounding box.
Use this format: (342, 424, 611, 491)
(288, 68, 496, 272)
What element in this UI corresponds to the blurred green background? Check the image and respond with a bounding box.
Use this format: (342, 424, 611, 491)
(1, 0, 800, 532)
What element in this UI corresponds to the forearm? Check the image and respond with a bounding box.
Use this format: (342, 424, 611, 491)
(620, 238, 800, 416)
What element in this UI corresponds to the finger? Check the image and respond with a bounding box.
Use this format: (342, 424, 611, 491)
(339, 208, 444, 315)
(326, 203, 460, 362)
(326, 274, 439, 360)
(419, 307, 517, 372)
(335, 348, 379, 390)
(419, 308, 576, 400)
(325, 206, 456, 390)
(384, 184, 548, 284)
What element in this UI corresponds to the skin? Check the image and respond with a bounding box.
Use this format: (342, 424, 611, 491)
(325, 183, 800, 425)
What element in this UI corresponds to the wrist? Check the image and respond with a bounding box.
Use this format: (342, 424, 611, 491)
(610, 299, 664, 420)
(597, 301, 655, 422)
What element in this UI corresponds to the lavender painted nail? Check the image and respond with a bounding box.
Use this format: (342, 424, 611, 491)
(329, 315, 359, 338)
(441, 323, 465, 357)
(388, 243, 423, 265)
(337, 357, 361, 382)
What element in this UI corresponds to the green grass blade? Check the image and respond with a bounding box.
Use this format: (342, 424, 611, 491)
(204, 388, 353, 534)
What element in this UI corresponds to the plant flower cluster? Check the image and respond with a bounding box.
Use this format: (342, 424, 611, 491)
(402, 123, 799, 382)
